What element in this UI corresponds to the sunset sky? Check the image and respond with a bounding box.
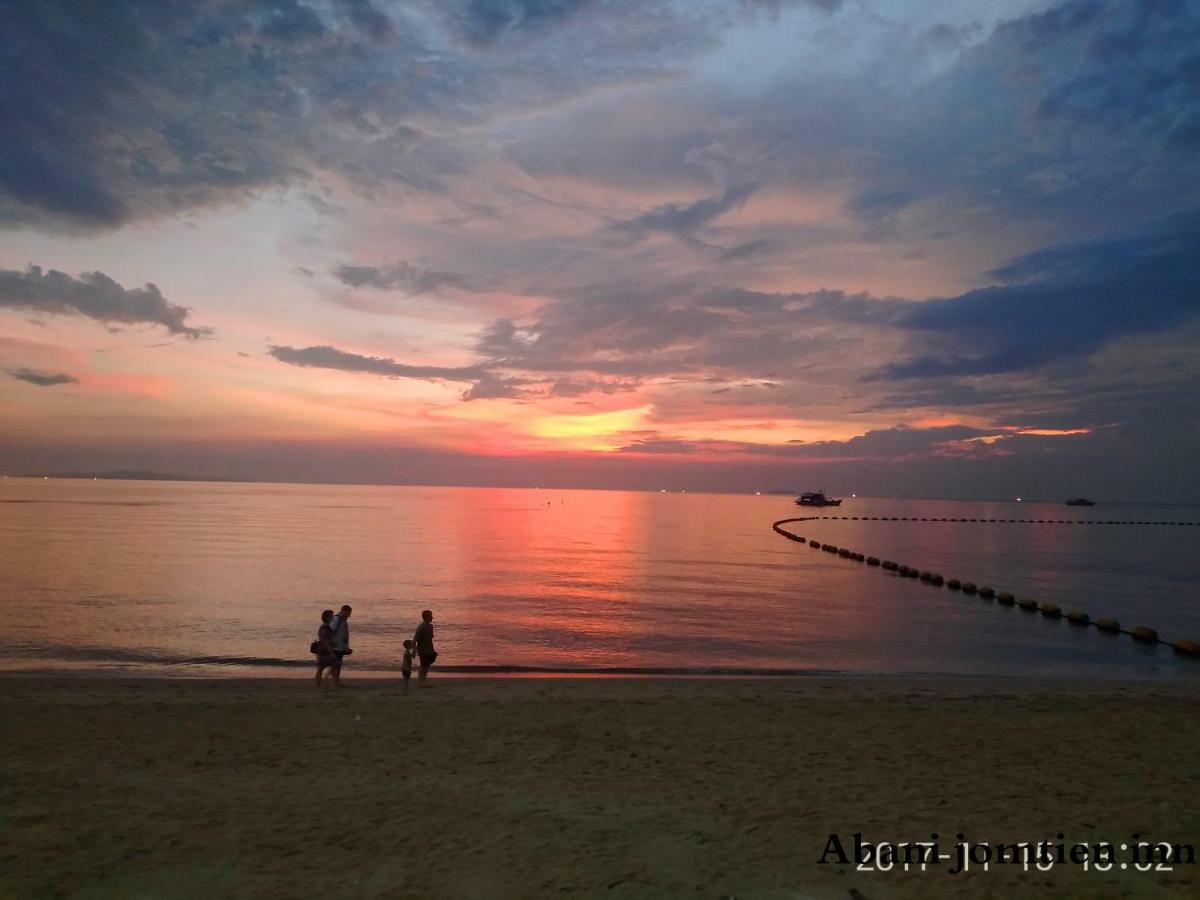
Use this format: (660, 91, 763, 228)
(2, 0, 1199, 498)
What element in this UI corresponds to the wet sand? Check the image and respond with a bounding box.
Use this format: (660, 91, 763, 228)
(2, 676, 1197, 898)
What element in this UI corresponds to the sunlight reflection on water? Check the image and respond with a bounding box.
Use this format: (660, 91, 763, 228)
(2, 479, 1198, 680)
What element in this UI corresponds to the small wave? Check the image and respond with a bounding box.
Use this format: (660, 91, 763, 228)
(9, 644, 863, 676)
(10, 644, 309, 669)
(0, 499, 163, 507)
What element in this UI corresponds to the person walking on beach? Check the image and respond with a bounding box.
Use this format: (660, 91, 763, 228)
(329, 604, 353, 677)
(414, 609, 437, 686)
(314, 610, 340, 689)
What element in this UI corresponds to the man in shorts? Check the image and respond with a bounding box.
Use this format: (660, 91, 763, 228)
(413, 609, 437, 686)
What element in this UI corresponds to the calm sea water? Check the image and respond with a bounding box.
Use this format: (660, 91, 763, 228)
(2, 479, 1198, 680)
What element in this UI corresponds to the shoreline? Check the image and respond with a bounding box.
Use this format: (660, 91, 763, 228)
(9, 672, 1200, 681)
(5, 676, 1197, 897)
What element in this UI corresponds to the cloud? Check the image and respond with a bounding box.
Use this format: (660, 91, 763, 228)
(267, 344, 486, 381)
(609, 183, 759, 245)
(547, 377, 641, 397)
(448, 0, 598, 46)
(872, 213, 1200, 379)
(333, 261, 471, 293)
(460, 373, 531, 400)
(716, 238, 772, 261)
(0, 266, 211, 337)
(6, 368, 79, 387)
(618, 425, 990, 457)
(334, 0, 394, 41)
(475, 281, 897, 380)
(0, 0, 717, 231)
(258, 1, 327, 42)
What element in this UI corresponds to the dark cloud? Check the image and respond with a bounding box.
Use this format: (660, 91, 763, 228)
(846, 189, 914, 216)
(6, 368, 79, 387)
(333, 261, 471, 293)
(788, 424, 991, 459)
(943, 0, 1200, 222)
(0, 0, 710, 231)
(716, 238, 772, 261)
(258, 1, 326, 42)
(450, 0, 597, 46)
(740, 0, 845, 14)
(333, 0, 394, 40)
(267, 344, 485, 380)
(609, 184, 758, 245)
(460, 373, 531, 400)
(0, 266, 210, 337)
(618, 425, 995, 458)
(872, 213, 1200, 380)
(548, 377, 641, 397)
(475, 281, 897, 379)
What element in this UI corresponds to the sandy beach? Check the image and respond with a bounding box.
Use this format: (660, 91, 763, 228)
(2, 676, 1197, 899)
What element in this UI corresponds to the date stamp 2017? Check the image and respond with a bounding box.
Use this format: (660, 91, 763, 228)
(818, 832, 1195, 875)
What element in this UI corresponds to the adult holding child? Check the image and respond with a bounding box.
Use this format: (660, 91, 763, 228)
(413, 609, 437, 686)
(313, 610, 340, 689)
(328, 604, 353, 677)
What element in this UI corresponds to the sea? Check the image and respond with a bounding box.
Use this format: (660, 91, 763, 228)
(2, 478, 1198, 681)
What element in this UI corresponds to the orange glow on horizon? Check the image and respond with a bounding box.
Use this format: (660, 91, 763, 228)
(529, 406, 651, 451)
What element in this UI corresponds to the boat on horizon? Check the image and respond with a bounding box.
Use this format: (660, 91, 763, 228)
(795, 490, 842, 507)
(1065, 497, 1096, 506)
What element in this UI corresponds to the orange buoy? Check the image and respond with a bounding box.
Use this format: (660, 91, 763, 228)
(1017, 597, 1037, 612)
(1066, 610, 1089, 626)
(997, 592, 1015, 605)
(1173, 639, 1200, 657)
(1040, 603, 1062, 619)
(1095, 617, 1120, 633)
(1131, 626, 1159, 644)
(961, 582, 977, 594)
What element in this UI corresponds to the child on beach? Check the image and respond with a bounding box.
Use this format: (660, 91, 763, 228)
(315, 610, 340, 689)
(401, 639, 414, 690)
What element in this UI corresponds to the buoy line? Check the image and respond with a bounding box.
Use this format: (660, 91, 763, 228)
(771, 516, 1200, 658)
(802, 515, 1199, 526)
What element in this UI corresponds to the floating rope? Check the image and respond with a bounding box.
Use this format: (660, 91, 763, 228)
(772, 516, 1200, 658)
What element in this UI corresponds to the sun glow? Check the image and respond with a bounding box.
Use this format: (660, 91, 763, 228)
(530, 406, 651, 451)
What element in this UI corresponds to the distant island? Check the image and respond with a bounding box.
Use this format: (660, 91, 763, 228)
(37, 471, 237, 483)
